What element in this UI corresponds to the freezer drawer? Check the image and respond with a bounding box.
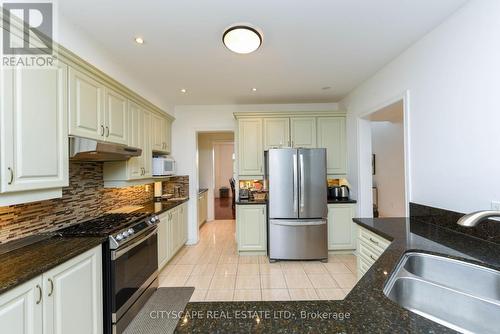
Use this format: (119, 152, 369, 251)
(269, 219, 328, 260)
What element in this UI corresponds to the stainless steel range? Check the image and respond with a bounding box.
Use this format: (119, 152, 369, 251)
(60, 212, 160, 334)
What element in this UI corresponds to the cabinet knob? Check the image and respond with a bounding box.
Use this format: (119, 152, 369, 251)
(48, 278, 54, 297)
(36, 284, 42, 304)
(7, 167, 13, 185)
(100, 125, 105, 136)
(105, 126, 110, 137)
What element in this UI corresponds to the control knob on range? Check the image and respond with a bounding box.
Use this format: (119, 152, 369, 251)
(128, 228, 135, 235)
(116, 233, 124, 241)
(122, 231, 130, 238)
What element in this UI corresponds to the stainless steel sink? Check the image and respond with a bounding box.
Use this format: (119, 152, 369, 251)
(384, 252, 500, 334)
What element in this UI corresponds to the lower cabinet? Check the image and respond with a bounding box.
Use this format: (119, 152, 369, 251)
(327, 204, 356, 250)
(236, 204, 267, 255)
(356, 225, 390, 279)
(158, 202, 188, 269)
(197, 192, 208, 228)
(0, 245, 102, 334)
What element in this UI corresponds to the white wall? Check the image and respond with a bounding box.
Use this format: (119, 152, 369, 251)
(198, 132, 234, 221)
(342, 0, 500, 215)
(173, 103, 338, 244)
(372, 121, 405, 217)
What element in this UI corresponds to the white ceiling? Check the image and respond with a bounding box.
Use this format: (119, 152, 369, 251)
(58, 0, 467, 106)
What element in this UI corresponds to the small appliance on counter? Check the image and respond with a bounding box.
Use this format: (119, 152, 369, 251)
(239, 188, 250, 200)
(328, 186, 341, 199)
(340, 185, 350, 199)
(152, 155, 176, 176)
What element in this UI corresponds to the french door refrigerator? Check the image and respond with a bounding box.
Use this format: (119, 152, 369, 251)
(266, 148, 328, 261)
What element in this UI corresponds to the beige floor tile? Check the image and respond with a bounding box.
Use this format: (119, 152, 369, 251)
(237, 264, 260, 275)
(238, 256, 259, 264)
(262, 289, 290, 301)
(259, 263, 283, 275)
(169, 264, 195, 276)
(184, 275, 213, 289)
(191, 264, 217, 276)
(258, 256, 270, 264)
(323, 262, 351, 274)
(345, 261, 357, 274)
(331, 273, 357, 289)
(235, 275, 261, 289)
(260, 273, 287, 289)
(159, 275, 188, 287)
(302, 262, 328, 274)
(308, 274, 339, 288)
(218, 254, 239, 264)
(158, 264, 175, 277)
(327, 255, 344, 263)
(316, 288, 347, 300)
(342, 288, 353, 297)
(337, 254, 356, 263)
(288, 289, 318, 300)
(280, 262, 305, 274)
(205, 290, 234, 301)
(284, 273, 313, 289)
(209, 274, 236, 290)
(189, 289, 208, 302)
(233, 289, 261, 301)
(214, 264, 238, 276)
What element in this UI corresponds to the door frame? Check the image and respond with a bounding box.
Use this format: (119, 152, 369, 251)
(212, 140, 235, 200)
(356, 90, 411, 217)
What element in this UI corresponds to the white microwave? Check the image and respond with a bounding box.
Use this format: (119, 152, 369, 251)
(152, 156, 176, 176)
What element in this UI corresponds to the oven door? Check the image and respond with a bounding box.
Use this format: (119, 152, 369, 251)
(110, 227, 158, 325)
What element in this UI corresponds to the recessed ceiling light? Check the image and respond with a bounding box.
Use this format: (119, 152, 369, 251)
(134, 37, 144, 44)
(180, 89, 187, 93)
(251, 88, 257, 92)
(223, 25, 262, 54)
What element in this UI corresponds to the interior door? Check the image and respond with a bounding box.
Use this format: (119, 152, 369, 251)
(268, 148, 297, 219)
(298, 148, 327, 219)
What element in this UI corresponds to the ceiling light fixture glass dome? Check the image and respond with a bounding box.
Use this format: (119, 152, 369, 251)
(223, 25, 262, 54)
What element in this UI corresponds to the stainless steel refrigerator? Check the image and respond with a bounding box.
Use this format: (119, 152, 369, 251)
(265, 148, 328, 261)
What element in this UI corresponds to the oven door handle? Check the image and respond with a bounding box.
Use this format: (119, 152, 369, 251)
(111, 227, 157, 260)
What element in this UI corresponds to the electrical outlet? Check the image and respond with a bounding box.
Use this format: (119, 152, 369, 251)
(491, 201, 500, 211)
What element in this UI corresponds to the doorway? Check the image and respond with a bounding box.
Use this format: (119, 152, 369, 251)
(357, 93, 410, 218)
(197, 132, 235, 221)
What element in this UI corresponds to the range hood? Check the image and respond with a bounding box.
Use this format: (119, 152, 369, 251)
(69, 137, 142, 162)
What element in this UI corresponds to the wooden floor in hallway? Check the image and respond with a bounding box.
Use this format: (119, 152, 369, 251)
(158, 220, 358, 302)
(214, 197, 235, 220)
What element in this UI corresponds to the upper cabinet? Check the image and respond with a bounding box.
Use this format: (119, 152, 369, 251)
(0, 62, 68, 201)
(68, 68, 105, 140)
(151, 113, 172, 154)
(263, 118, 290, 149)
(235, 112, 347, 177)
(290, 117, 316, 148)
(238, 118, 263, 175)
(317, 117, 347, 174)
(104, 88, 128, 145)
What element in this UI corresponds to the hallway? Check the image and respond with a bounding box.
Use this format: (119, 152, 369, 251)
(214, 197, 235, 220)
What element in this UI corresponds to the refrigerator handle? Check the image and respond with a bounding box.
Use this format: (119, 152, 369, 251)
(293, 153, 298, 213)
(299, 153, 304, 213)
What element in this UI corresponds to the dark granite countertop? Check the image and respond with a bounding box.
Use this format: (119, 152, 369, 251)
(235, 200, 267, 205)
(0, 235, 105, 295)
(198, 188, 208, 195)
(141, 198, 189, 216)
(175, 212, 499, 333)
(327, 198, 357, 204)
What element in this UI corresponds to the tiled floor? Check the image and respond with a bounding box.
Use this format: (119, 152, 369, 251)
(158, 220, 358, 302)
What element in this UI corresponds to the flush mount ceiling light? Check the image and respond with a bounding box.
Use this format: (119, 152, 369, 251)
(134, 37, 144, 44)
(251, 87, 257, 92)
(180, 89, 187, 93)
(223, 25, 262, 54)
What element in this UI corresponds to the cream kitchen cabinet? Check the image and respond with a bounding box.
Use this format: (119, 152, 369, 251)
(238, 119, 263, 175)
(263, 118, 290, 149)
(290, 117, 316, 148)
(327, 204, 356, 250)
(0, 245, 102, 334)
(158, 203, 188, 269)
(0, 62, 68, 205)
(236, 204, 267, 255)
(0, 277, 42, 334)
(317, 117, 347, 174)
(151, 113, 171, 154)
(197, 191, 208, 227)
(356, 225, 390, 279)
(69, 68, 128, 146)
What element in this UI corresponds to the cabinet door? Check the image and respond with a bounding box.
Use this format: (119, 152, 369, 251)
(238, 119, 263, 175)
(68, 68, 105, 140)
(42, 245, 102, 334)
(1, 63, 68, 193)
(157, 214, 168, 268)
(236, 205, 267, 252)
(151, 113, 163, 152)
(164, 118, 172, 153)
(104, 88, 128, 145)
(142, 111, 152, 177)
(127, 102, 144, 179)
(317, 117, 346, 174)
(0, 277, 42, 334)
(327, 204, 356, 250)
(290, 117, 316, 148)
(263, 118, 290, 149)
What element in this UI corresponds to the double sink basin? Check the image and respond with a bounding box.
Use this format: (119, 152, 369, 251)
(384, 252, 500, 334)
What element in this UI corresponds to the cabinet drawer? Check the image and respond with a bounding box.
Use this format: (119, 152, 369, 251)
(358, 239, 382, 264)
(357, 253, 372, 277)
(358, 227, 390, 253)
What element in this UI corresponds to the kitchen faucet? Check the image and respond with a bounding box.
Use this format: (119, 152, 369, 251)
(457, 210, 500, 227)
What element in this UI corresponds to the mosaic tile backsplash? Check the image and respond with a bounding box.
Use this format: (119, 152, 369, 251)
(0, 162, 155, 244)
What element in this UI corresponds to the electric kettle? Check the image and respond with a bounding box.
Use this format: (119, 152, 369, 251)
(340, 185, 350, 199)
